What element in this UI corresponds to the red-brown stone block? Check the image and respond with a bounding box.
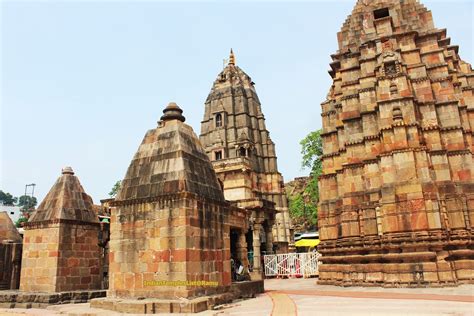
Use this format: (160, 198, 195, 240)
(107, 104, 237, 300)
(19, 167, 101, 292)
(319, 0, 474, 286)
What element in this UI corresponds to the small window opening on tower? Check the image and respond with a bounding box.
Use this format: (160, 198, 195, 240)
(384, 61, 397, 75)
(215, 113, 223, 127)
(239, 147, 247, 157)
(215, 151, 222, 161)
(374, 8, 390, 20)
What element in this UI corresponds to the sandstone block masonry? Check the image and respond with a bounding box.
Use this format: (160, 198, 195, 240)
(318, 0, 473, 286)
(199, 50, 292, 253)
(20, 167, 101, 292)
(0, 212, 22, 290)
(106, 103, 234, 301)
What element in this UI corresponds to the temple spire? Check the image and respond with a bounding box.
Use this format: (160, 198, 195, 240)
(228, 48, 235, 65)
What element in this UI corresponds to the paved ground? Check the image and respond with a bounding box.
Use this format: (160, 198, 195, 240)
(0, 278, 472, 315)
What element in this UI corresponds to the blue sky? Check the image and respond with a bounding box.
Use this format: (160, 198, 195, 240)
(1, 0, 473, 204)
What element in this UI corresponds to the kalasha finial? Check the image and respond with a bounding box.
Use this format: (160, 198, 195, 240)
(160, 102, 186, 123)
(62, 166, 74, 175)
(229, 48, 235, 66)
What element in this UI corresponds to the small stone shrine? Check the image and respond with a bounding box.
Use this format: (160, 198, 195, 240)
(91, 103, 262, 314)
(0, 212, 22, 290)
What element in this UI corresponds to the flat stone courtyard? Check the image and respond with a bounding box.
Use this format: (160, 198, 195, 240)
(1, 278, 472, 316)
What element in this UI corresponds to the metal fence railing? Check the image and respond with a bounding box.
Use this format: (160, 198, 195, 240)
(264, 252, 321, 278)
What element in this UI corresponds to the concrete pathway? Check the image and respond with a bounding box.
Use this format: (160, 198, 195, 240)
(222, 278, 473, 316)
(0, 279, 472, 315)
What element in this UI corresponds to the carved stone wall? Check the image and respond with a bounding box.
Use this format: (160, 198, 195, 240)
(318, 0, 474, 286)
(199, 52, 292, 252)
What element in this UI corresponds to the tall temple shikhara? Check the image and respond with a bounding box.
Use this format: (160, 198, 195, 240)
(318, 0, 474, 286)
(199, 50, 293, 253)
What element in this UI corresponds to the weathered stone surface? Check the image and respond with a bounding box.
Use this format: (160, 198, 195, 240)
(20, 167, 101, 292)
(91, 281, 264, 314)
(108, 104, 234, 301)
(0, 212, 21, 243)
(199, 50, 292, 253)
(318, 0, 474, 286)
(0, 290, 106, 307)
(117, 103, 224, 204)
(28, 167, 97, 224)
(0, 212, 22, 290)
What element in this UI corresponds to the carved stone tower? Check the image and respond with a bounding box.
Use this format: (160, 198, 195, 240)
(318, 0, 473, 286)
(200, 50, 292, 253)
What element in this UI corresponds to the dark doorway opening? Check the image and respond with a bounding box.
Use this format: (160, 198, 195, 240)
(374, 8, 390, 20)
(230, 229, 239, 282)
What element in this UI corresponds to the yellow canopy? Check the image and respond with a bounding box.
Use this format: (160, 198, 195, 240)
(295, 239, 320, 248)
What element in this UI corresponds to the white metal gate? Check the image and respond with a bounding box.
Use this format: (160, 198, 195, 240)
(264, 252, 321, 278)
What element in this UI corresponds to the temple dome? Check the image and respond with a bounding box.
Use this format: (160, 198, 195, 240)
(116, 103, 225, 202)
(28, 167, 97, 224)
(0, 212, 22, 242)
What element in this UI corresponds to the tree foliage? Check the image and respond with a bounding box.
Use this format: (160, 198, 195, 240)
(289, 129, 323, 228)
(0, 190, 17, 205)
(300, 129, 323, 175)
(288, 193, 317, 226)
(109, 180, 122, 198)
(18, 195, 37, 213)
(15, 216, 28, 228)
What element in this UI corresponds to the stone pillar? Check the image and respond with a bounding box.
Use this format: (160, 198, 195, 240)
(236, 232, 249, 269)
(251, 223, 262, 280)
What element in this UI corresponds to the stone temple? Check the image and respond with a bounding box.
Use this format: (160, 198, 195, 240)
(20, 167, 102, 293)
(0, 212, 22, 290)
(92, 103, 263, 313)
(199, 50, 293, 256)
(318, 0, 474, 286)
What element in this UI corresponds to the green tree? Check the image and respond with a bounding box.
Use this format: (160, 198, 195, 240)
(301, 129, 323, 175)
(109, 180, 122, 198)
(18, 195, 37, 213)
(299, 129, 323, 227)
(289, 193, 305, 219)
(288, 192, 318, 228)
(0, 190, 17, 205)
(15, 216, 28, 228)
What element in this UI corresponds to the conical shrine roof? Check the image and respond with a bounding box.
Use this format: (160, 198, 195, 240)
(116, 103, 225, 203)
(0, 211, 22, 242)
(28, 167, 97, 224)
